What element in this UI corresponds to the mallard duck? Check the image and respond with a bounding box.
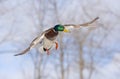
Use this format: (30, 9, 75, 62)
(14, 17, 99, 56)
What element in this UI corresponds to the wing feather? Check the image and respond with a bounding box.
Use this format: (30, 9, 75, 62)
(14, 33, 45, 56)
(63, 17, 99, 29)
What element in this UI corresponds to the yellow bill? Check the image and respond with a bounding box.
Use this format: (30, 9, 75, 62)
(63, 28, 70, 32)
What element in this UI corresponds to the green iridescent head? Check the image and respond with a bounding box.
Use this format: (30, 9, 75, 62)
(54, 24, 64, 31)
(54, 24, 70, 32)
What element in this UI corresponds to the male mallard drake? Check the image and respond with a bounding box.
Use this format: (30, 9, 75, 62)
(14, 17, 99, 56)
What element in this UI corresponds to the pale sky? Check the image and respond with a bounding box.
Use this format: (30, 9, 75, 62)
(0, 0, 120, 79)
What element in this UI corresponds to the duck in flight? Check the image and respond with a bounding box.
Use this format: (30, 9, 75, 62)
(14, 17, 99, 56)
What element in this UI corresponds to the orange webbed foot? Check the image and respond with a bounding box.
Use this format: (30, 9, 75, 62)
(55, 42, 58, 50)
(43, 48, 50, 55)
(46, 49, 50, 55)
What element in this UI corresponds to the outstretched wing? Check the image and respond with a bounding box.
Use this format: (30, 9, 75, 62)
(63, 17, 99, 29)
(14, 33, 45, 56)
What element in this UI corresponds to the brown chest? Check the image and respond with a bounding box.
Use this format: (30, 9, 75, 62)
(45, 29, 58, 40)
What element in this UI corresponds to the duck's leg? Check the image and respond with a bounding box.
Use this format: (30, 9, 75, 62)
(55, 42, 58, 50)
(46, 49, 50, 55)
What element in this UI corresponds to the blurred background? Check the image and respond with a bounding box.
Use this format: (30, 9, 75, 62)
(0, 0, 120, 79)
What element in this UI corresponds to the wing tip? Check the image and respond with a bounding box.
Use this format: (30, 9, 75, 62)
(14, 54, 18, 56)
(14, 47, 30, 56)
(14, 53, 22, 56)
(95, 17, 99, 20)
